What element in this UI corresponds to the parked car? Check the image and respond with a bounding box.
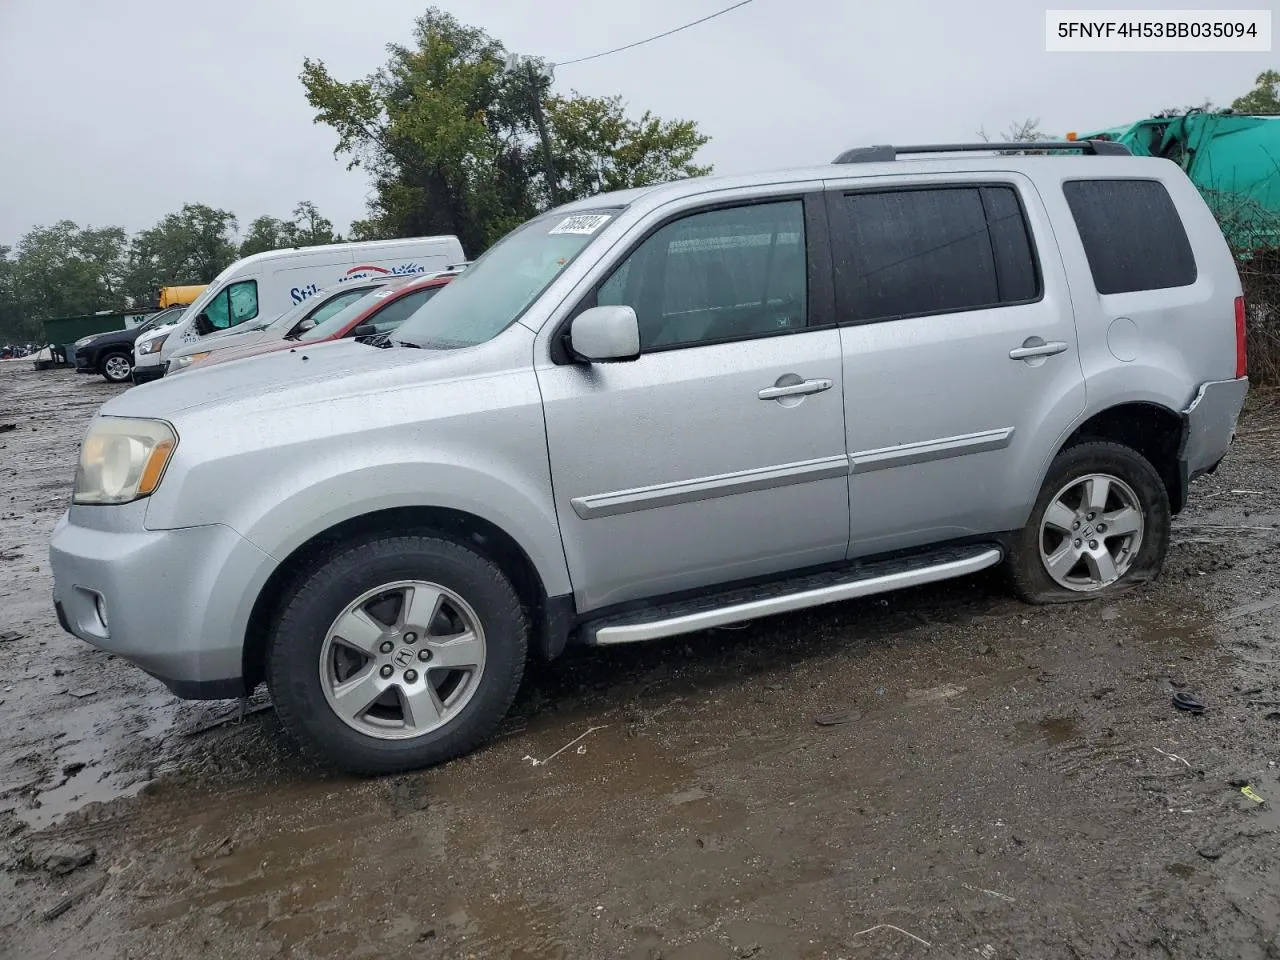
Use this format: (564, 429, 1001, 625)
(162, 276, 402, 376)
(51, 142, 1250, 776)
(73, 307, 187, 383)
(174, 270, 457, 375)
(128, 236, 466, 385)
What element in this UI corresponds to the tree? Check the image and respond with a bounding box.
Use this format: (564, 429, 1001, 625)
(301, 8, 712, 253)
(1155, 97, 1215, 118)
(1232, 70, 1280, 115)
(977, 118, 1057, 155)
(289, 200, 341, 246)
(239, 215, 292, 257)
(9, 221, 128, 322)
(239, 202, 340, 257)
(124, 203, 238, 304)
(547, 94, 710, 199)
(0, 245, 35, 342)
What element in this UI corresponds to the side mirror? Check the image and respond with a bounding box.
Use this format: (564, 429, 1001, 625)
(193, 312, 213, 336)
(352, 324, 377, 338)
(569, 305, 640, 363)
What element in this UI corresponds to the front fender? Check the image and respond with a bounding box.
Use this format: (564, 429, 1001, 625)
(234, 460, 572, 597)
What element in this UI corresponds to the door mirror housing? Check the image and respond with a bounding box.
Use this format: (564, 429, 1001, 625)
(193, 312, 213, 336)
(569, 305, 640, 363)
(352, 324, 377, 338)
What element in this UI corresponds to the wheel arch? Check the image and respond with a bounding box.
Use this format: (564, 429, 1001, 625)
(97, 345, 132, 373)
(1041, 400, 1187, 516)
(242, 505, 576, 692)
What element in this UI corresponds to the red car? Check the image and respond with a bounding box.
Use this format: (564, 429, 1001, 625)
(190, 271, 455, 373)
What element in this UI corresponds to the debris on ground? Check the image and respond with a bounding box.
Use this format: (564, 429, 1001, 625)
(41, 872, 108, 921)
(31, 842, 96, 876)
(0, 424, 15, 434)
(814, 710, 861, 726)
(1172, 691, 1207, 713)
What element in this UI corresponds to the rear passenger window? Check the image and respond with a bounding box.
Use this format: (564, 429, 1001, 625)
(1063, 179, 1197, 294)
(834, 185, 1040, 324)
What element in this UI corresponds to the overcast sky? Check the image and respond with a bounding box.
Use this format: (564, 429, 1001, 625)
(0, 0, 1273, 248)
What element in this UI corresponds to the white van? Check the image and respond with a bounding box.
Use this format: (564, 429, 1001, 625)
(131, 236, 465, 380)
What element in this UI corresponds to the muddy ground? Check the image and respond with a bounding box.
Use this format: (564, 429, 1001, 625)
(0, 363, 1278, 960)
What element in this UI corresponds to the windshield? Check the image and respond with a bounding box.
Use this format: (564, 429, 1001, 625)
(394, 209, 620, 349)
(138, 307, 183, 332)
(296, 287, 397, 342)
(247, 283, 382, 335)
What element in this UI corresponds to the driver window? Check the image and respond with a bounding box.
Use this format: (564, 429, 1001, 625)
(297, 288, 370, 333)
(202, 279, 258, 330)
(597, 200, 808, 351)
(227, 280, 258, 326)
(202, 287, 230, 329)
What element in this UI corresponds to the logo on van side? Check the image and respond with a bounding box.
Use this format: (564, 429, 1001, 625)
(339, 263, 427, 283)
(290, 263, 428, 304)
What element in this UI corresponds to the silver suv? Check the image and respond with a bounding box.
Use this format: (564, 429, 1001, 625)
(50, 142, 1250, 774)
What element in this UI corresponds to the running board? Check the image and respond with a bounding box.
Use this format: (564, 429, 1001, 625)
(583, 544, 1004, 646)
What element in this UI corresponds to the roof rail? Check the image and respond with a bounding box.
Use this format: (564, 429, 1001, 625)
(832, 140, 1132, 163)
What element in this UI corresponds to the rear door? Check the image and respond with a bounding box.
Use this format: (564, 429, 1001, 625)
(825, 173, 1087, 557)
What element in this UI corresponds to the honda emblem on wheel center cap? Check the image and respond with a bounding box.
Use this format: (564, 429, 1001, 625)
(393, 647, 415, 668)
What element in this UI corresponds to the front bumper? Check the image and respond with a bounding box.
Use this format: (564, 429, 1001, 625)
(49, 507, 276, 700)
(74, 350, 95, 374)
(131, 362, 164, 384)
(1180, 376, 1250, 485)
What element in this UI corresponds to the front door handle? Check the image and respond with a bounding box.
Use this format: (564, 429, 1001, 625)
(1009, 338, 1069, 360)
(758, 377, 833, 400)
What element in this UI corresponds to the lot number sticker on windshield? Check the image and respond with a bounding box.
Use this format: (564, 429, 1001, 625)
(549, 214, 611, 236)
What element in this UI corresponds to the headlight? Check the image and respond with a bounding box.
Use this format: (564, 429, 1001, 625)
(168, 352, 210, 374)
(73, 417, 178, 505)
(74, 336, 96, 348)
(137, 334, 168, 356)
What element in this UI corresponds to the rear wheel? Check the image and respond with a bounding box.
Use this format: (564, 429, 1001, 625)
(1008, 441, 1170, 603)
(99, 350, 133, 383)
(267, 534, 527, 775)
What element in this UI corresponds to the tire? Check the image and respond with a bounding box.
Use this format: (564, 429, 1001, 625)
(267, 534, 527, 775)
(99, 350, 133, 383)
(1007, 441, 1170, 604)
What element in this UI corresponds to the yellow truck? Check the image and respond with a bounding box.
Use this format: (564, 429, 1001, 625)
(158, 284, 207, 308)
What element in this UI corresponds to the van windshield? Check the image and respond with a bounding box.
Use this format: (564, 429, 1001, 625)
(394, 209, 621, 349)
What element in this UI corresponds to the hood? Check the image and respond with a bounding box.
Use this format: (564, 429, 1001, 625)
(170, 326, 270, 362)
(196, 336, 298, 369)
(100, 335, 509, 419)
(134, 323, 175, 346)
(81, 326, 144, 348)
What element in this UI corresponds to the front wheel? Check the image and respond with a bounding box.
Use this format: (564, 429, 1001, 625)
(267, 534, 528, 775)
(100, 351, 133, 383)
(1008, 441, 1170, 604)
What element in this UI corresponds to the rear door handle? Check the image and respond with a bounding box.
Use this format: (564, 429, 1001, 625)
(1009, 339, 1069, 360)
(758, 378, 833, 400)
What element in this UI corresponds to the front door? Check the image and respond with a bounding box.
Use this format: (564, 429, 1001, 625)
(536, 196, 851, 612)
(825, 175, 1087, 557)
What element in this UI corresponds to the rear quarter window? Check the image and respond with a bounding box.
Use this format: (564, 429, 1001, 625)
(1062, 179, 1197, 295)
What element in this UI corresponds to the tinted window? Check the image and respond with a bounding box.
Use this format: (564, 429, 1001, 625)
(1063, 179, 1196, 294)
(598, 200, 807, 350)
(357, 288, 440, 336)
(836, 186, 1039, 324)
(982, 186, 1040, 302)
(295, 287, 376, 334)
